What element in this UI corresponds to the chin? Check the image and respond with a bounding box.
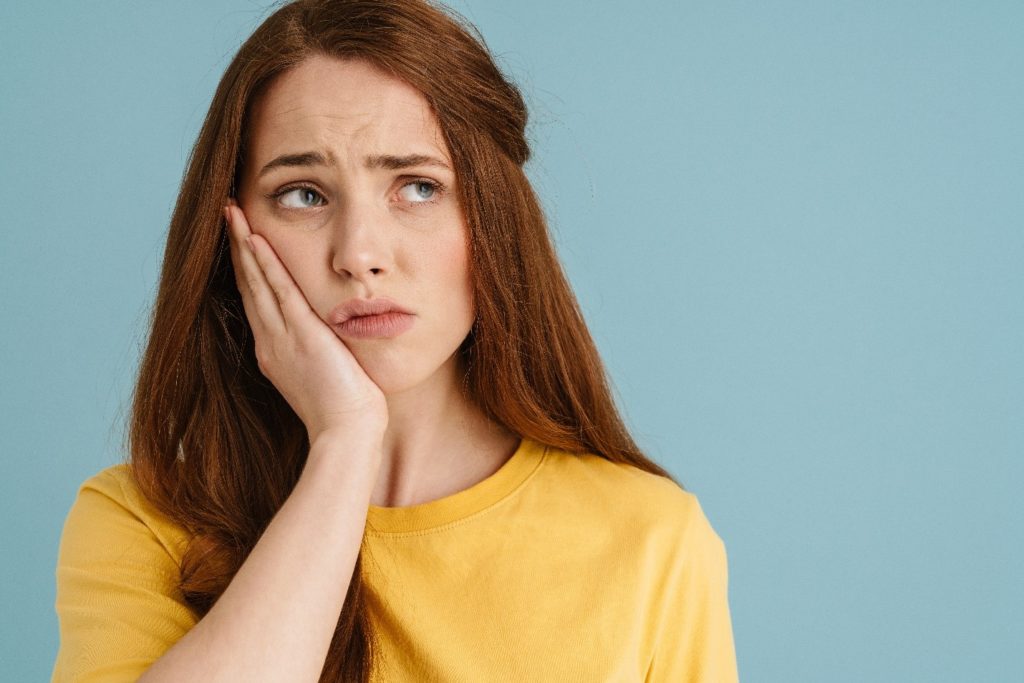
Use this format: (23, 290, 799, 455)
(374, 373, 429, 397)
(358, 347, 466, 398)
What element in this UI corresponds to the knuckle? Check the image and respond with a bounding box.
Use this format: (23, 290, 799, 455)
(253, 345, 270, 368)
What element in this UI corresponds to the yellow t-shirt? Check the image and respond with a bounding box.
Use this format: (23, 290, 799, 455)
(52, 437, 738, 682)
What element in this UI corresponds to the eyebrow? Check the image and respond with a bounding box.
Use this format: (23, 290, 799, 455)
(257, 150, 451, 178)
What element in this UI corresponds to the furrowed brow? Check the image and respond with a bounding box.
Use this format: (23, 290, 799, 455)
(257, 151, 332, 178)
(257, 151, 450, 178)
(365, 153, 451, 171)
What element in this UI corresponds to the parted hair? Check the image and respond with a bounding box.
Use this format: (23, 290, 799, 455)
(127, 0, 680, 680)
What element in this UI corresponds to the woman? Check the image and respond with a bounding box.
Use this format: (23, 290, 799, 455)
(52, 1, 738, 681)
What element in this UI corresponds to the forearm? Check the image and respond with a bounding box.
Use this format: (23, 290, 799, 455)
(139, 434, 381, 683)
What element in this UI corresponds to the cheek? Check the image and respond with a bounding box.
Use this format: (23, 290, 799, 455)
(413, 214, 471, 286)
(259, 233, 320, 304)
(439, 230, 474, 306)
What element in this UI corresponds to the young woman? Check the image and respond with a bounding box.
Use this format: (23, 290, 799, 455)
(52, 1, 738, 681)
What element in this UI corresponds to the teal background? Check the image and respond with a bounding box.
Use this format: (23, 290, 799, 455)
(3, 1, 1021, 680)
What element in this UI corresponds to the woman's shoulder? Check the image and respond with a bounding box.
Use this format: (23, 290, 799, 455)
(536, 444, 722, 547)
(60, 463, 192, 565)
(73, 462, 161, 522)
(74, 462, 133, 500)
(53, 465, 200, 682)
(540, 444, 698, 508)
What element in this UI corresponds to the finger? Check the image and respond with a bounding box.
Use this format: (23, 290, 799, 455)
(246, 231, 320, 333)
(225, 217, 263, 334)
(224, 204, 286, 334)
(227, 205, 285, 333)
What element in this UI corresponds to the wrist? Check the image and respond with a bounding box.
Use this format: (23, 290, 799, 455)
(306, 429, 383, 464)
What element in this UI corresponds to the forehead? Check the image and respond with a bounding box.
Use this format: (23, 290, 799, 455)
(245, 54, 449, 164)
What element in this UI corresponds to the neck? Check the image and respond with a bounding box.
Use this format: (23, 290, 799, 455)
(370, 355, 519, 508)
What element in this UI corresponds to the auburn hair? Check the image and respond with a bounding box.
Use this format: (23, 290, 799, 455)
(126, 0, 681, 680)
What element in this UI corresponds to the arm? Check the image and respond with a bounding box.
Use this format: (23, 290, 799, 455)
(645, 494, 739, 683)
(132, 201, 391, 680)
(52, 468, 199, 682)
(137, 434, 381, 683)
(56, 197, 388, 681)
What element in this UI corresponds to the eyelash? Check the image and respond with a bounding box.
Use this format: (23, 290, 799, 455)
(266, 178, 446, 210)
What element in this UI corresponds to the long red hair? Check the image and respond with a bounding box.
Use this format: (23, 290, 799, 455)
(126, 1, 681, 680)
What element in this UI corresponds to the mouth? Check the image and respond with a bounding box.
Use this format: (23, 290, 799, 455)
(333, 311, 415, 339)
(329, 296, 413, 325)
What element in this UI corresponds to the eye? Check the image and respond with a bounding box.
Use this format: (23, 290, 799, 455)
(398, 179, 442, 205)
(274, 185, 326, 209)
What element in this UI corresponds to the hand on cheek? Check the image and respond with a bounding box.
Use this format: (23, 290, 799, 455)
(223, 201, 389, 444)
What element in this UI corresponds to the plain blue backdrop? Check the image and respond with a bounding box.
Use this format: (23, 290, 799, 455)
(2, 1, 1021, 680)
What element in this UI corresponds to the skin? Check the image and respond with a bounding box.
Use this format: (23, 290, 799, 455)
(225, 54, 519, 507)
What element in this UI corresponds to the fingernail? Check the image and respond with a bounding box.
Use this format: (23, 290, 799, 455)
(223, 206, 231, 223)
(245, 236, 255, 252)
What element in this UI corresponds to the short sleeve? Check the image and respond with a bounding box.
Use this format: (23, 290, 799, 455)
(51, 467, 199, 683)
(645, 494, 739, 683)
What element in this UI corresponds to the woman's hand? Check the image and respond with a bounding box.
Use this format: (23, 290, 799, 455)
(224, 201, 389, 445)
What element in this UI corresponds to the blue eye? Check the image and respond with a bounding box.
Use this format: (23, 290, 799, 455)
(276, 186, 325, 208)
(400, 180, 440, 204)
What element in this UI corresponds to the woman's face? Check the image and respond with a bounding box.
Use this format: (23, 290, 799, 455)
(237, 55, 474, 395)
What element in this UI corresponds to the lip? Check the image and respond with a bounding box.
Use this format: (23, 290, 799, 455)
(328, 297, 415, 340)
(329, 297, 413, 325)
(334, 311, 415, 339)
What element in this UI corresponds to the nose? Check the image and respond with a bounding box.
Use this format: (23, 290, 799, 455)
(328, 198, 393, 281)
